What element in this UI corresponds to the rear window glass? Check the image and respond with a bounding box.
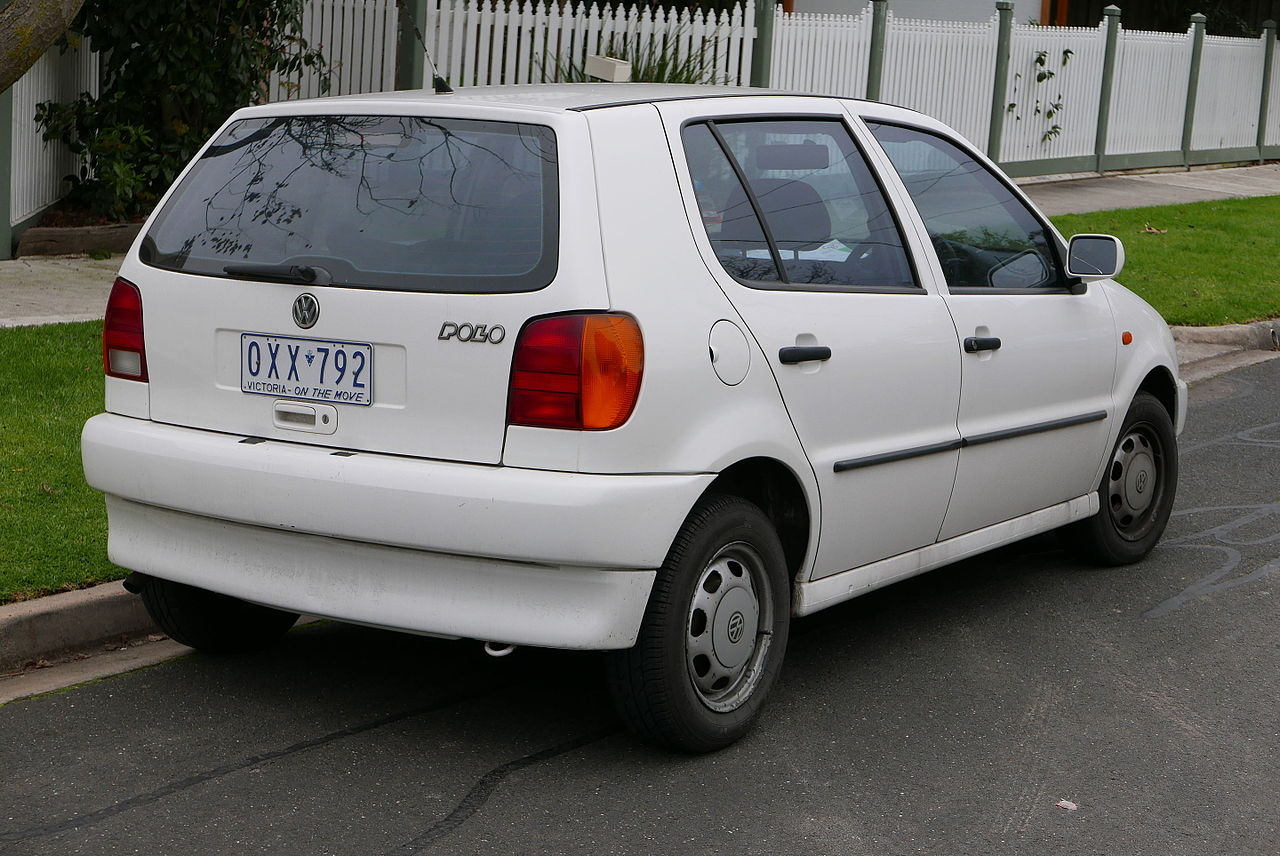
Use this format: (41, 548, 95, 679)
(139, 116, 559, 293)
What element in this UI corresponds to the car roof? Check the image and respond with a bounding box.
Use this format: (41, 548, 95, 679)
(265, 83, 872, 114)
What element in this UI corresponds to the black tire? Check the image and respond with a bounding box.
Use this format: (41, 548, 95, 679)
(1063, 391, 1178, 565)
(607, 494, 790, 753)
(140, 577, 300, 654)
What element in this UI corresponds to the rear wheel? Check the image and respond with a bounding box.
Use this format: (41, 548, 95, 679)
(140, 578, 299, 653)
(1064, 391, 1177, 565)
(607, 494, 790, 753)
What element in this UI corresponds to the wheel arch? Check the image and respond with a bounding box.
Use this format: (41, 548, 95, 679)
(1137, 365, 1178, 425)
(698, 457, 812, 583)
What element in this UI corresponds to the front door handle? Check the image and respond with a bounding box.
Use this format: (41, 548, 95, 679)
(963, 336, 1002, 353)
(779, 346, 832, 364)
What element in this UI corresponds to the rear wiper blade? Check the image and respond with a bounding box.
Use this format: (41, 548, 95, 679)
(222, 263, 331, 284)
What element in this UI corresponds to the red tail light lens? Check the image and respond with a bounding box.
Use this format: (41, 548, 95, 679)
(508, 313, 644, 431)
(103, 278, 147, 381)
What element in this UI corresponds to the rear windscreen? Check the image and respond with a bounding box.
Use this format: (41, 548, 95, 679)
(139, 115, 559, 293)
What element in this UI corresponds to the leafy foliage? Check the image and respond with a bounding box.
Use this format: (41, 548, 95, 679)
(35, 0, 328, 220)
(547, 24, 726, 85)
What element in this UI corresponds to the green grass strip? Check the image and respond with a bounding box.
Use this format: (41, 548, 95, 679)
(1051, 195, 1280, 327)
(0, 321, 119, 602)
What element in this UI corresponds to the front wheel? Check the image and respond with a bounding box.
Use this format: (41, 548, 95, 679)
(1064, 391, 1178, 565)
(607, 494, 790, 753)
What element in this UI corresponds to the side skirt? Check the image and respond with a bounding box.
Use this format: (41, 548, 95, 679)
(793, 493, 1099, 616)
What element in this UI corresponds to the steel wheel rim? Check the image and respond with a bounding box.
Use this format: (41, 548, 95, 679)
(685, 541, 773, 713)
(1106, 421, 1166, 541)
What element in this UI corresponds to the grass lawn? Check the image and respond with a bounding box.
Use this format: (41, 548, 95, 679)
(1050, 195, 1280, 327)
(0, 321, 118, 603)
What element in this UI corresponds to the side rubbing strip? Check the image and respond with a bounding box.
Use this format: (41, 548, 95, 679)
(834, 439, 964, 472)
(963, 410, 1108, 448)
(833, 411, 1107, 473)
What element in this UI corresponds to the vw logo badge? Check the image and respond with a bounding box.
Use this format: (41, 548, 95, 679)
(726, 611, 745, 644)
(1135, 471, 1149, 494)
(292, 293, 320, 329)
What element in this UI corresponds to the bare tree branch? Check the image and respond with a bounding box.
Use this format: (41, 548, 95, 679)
(0, 0, 85, 93)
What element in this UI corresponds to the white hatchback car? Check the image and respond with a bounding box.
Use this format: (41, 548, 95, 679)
(83, 84, 1184, 752)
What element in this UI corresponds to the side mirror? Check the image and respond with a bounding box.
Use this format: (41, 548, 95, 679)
(1066, 234, 1125, 283)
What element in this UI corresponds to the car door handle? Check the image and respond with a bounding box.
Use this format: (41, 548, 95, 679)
(963, 336, 1002, 353)
(778, 346, 832, 364)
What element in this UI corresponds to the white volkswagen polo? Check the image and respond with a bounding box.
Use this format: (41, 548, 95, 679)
(82, 84, 1184, 752)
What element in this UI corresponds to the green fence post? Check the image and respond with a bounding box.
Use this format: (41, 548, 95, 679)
(986, 0, 1015, 160)
(0, 87, 12, 260)
(1257, 20, 1275, 162)
(396, 0, 429, 90)
(751, 0, 776, 88)
(866, 0, 889, 101)
(1093, 5, 1121, 174)
(1181, 12, 1206, 169)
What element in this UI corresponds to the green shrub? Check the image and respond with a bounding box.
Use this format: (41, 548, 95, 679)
(36, 0, 329, 220)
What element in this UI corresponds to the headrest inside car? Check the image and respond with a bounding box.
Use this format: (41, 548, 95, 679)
(753, 143, 830, 171)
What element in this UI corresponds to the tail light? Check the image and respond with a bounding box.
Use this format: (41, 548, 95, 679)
(104, 278, 147, 381)
(508, 313, 644, 431)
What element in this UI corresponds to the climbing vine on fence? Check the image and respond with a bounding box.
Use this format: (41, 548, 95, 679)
(1007, 47, 1074, 144)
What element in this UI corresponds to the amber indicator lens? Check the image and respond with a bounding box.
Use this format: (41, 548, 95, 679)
(508, 313, 643, 431)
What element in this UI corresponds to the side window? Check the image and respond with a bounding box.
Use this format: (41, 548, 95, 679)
(866, 122, 1066, 291)
(682, 119, 916, 290)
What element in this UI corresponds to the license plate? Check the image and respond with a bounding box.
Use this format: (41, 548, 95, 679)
(241, 333, 373, 406)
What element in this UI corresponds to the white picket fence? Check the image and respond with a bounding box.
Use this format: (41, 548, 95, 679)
(771, 8, 1280, 167)
(1106, 29, 1190, 158)
(1000, 21, 1107, 163)
(8, 42, 98, 227)
(423, 0, 755, 88)
(270, 0, 399, 100)
(770, 6, 871, 99)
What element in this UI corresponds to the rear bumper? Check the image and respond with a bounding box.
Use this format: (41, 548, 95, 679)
(84, 414, 714, 649)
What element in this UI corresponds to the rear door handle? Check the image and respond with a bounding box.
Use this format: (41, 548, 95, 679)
(779, 346, 832, 364)
(963, 336, 1002, 353)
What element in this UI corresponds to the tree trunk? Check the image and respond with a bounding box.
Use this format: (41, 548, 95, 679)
(0, 0, 85, 94)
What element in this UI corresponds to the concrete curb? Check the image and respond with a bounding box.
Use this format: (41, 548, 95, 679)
(1171, 319, 1280, 351)
(0, 581, 156, 673)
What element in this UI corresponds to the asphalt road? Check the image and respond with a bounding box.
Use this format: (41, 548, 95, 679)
(2, 360, 1278, 856)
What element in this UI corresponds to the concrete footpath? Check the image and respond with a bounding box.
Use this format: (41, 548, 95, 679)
(1, 163, 1279, 702)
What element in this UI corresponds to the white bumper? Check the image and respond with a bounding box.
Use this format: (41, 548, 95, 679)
(84, 414, 715, 649)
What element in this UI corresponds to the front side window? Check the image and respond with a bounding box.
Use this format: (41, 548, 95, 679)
(141, 115, 558, 294)
(867, 122, 1065, 291)
(682, 119, 916, 290)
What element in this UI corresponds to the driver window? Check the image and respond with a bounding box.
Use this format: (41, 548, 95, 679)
(866, 122, 1066, 291)
(682, 119, 916, 290)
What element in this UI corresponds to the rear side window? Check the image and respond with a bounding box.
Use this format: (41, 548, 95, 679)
(866, 122, 1065, 291)
(682, 118, 916, 291)
(140, 116, 559, 293)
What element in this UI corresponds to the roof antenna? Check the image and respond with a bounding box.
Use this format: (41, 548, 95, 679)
(400, 2, 454, 94)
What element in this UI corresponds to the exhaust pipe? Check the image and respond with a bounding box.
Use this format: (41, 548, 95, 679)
(483, 641, 517, 658)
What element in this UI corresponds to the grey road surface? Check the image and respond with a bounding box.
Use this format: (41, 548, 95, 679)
(2, 360, 1278, 856)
